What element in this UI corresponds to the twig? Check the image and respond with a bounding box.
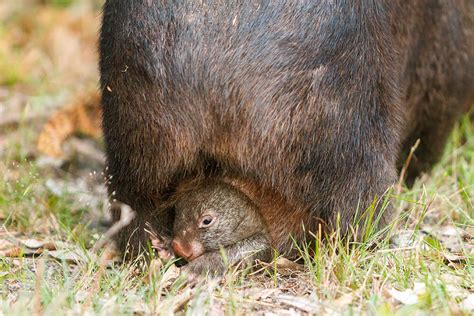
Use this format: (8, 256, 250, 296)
(92, 202, 136, 252)
(376, 246, 417, 253)
(172, 288, 195, 313)
(396, 139, 421, 195)
(33, 258, 45, 316)
(81, 253, 109, 315)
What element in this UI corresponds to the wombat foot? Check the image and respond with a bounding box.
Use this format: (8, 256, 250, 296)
(149, 233, 174, 261)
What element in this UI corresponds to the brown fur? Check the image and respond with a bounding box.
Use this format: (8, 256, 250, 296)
(99, 1, 474, 259)
(221, 177, 323, 256)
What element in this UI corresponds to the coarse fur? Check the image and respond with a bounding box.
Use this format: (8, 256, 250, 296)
(99, 1, 474, 258)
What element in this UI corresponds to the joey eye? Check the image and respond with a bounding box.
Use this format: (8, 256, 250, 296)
(199, 215, 215, 228)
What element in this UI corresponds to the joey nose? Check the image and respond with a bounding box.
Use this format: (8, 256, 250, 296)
(172, 239, 193, 260)
(172, 239, 205, 261)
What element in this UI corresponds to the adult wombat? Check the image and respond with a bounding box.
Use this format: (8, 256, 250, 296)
(99, 1, 474, 258)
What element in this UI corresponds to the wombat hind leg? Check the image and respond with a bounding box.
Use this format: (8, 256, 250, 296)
(399, 109, 465, 185)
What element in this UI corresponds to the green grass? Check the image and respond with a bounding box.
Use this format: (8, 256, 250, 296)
(0, 114, 471, 315)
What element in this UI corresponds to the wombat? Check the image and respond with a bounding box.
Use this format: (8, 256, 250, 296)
(100, 1, 474, 259)
(171, 179, 272, 275)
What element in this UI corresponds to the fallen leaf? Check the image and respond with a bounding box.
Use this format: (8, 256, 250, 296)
(413, 282, 426, 294)
(48, 248, 95, 264)
(1, 247, 23, 258)
(443, 252, 468, 264)
(387, 283, 425, 306)
(261, 257, 306, 277)
(42, 241, 57, 251)
(275, 294, 321, 313)
(162, 265, 181, 288)
(75, 290, 88, 303)
(334, 292, 354, 306)
(131, 300, 149, 315)
(423, 225, 472, 253)
(275, 258, 304, 271)
(391, 230, 418, 248)
(461, 294, 474, 311)
(171, 288, 194, 313)
(0, 239, 16, 251)
(20, 239, 45, 249)
(388, 288, 418, 305)
(440, 226, 470, 239)
(246, 288, 280, 301)
(0, 237, 59, 258)
(444, 284, 466, 298)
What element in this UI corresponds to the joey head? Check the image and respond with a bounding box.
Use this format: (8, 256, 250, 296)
(171, 180, 272, 276)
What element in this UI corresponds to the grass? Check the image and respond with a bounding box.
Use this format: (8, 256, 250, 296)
(0, 1, 473, 315)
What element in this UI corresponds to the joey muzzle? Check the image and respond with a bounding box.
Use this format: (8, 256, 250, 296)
(171, 238, 204, 261)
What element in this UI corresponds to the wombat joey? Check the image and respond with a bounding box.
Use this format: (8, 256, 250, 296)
(171, 179, 272, 276)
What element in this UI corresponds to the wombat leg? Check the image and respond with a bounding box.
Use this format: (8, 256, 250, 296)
(400, 104, 468, 186)
(109, 203, 175, 261)
(321, 157, 398, 242)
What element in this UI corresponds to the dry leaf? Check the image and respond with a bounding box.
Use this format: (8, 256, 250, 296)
(42, 241, 57, 251)
(0, 237, 60, 258)
(1, 247, 23, 257)
(162, 265, 181, 288)
(461, 294, 474, 311)
(263, 257, 305, 277)
(445, 284, 466, 298)
(0, 239, 16, 251)
(275, 258, 304, 271)
(20, 239, 46, 249)
(388, 283, 426, 305)
(48, 248, 94, 264)
(387, 288, 418, 305)
(443, 252, 468, 264)
(334, 292, 354, 306)
(246, 288, 280, 301)
(75, 290, 89, 304)
(423, 225, 471, 253)
(391, 230, 418, 248)
(275, 294, 321, 313)
(171, 288, 194, 313)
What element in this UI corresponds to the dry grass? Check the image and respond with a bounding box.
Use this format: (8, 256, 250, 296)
(0, 1, 473, 315)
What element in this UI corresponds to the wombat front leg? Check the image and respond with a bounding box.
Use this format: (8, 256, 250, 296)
(183, 233, 272, 277)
